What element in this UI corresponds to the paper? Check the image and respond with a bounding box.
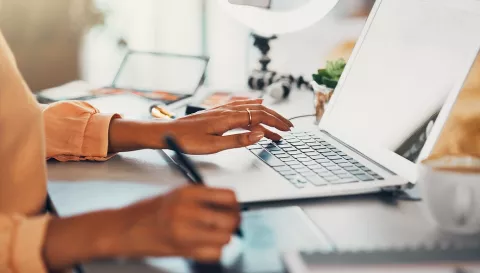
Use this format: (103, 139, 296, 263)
(38, 80, 98, 100)
(86, 94, 154, 119)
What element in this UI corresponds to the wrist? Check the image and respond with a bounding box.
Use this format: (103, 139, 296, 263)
(139, 120, 177, 150)
(108, 119, 174, 152)
(43, 210, 125, 270)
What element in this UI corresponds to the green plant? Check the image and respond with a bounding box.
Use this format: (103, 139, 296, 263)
(312, 58, 346, 89)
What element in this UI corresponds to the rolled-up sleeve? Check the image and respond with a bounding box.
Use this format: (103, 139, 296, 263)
(43, 101, 121, 162)
(0, 214, 51, 273)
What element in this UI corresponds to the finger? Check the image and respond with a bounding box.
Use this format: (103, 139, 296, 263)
(250, 125, 282, 141)
(213, 131, 265, 151)
(229, 110, 291, 132)
(190, 247, 223, 262)
(173, 221, 234, 246)
(189, 207, 240, 233)
(221, 99, 264, 108)
(180, 186, 240, 209)
(231, 104, 293, 128)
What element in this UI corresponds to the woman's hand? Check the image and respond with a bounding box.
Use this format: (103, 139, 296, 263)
(117, 186, 240, 261)
(164, 99, 293, 154)
(108, 99, 293, 155)
(43, 186, 240, 270)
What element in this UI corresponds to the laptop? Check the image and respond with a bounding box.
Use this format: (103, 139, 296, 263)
(169, 0, 480, 204)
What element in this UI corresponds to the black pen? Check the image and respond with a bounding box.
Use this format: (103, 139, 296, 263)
(164, 135, 244, 238)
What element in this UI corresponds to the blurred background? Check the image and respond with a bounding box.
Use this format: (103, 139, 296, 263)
(0, 0, 375, 92)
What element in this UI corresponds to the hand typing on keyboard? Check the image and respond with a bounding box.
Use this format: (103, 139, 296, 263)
(159, 99, 293, 154)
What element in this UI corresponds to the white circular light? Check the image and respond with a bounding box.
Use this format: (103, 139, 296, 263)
(218, 0, 339, 36)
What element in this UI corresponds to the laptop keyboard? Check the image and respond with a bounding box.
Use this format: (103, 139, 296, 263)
(247, 131, 384, 189)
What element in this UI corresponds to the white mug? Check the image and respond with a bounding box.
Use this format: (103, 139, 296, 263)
(419, 163, 480, 234)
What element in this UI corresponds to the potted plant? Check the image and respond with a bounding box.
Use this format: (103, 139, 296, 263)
(311, 58, 346, 124)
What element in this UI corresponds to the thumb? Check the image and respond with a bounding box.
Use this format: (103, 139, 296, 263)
(215, 131, 264, 151)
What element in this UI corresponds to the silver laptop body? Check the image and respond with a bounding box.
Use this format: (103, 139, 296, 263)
(178, 0, 480, 204)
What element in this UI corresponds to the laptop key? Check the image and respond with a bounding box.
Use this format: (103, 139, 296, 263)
(310, 145, 324, 149)
(279, 170, 296, 176)
(349, 170, 366, 175)
(326, 165, 341, 171)
(320, 162, 335, 167)
(305, 175, 327, 186)
(250, 149, 284, 167)
(372, 174, 384, 180)
(293, 154, 308, 159)
(295, 168, 310, 173)
(356, 174, 375, 181)
(330, 178, 359, 184)
(289, 141, 304, 146)
(296, 145, 310, 150)
(275, 154, 291, 159)
(309, 164, 325, 170)
(289, 163, 305, 169)
(287, 150, 302, 155)
(343, 166, 358, 171)
(274, 166, 291, 172)
(282, 147, 296, 152)
(297, 158, 313, 163)
(318, 172, 336, 178)
(280, 157, 297, 162)
(313, 158, 328, 163)
(303, 161, 318, 166)
(266, 147, 282, 153)
(299, 171, 315, 177)
(307, 164, 322, 170)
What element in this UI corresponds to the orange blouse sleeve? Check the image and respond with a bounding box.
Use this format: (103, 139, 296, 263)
(43, 101, 121, 162)
(0, 214, 51, 273)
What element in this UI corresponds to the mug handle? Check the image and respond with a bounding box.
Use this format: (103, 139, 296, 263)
(453, 184, 475, 226)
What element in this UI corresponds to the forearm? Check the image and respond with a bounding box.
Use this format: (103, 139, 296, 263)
(43, 209, 130, 270)
(108, 119, 174, 153)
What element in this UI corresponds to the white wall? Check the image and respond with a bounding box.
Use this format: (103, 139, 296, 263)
(83, 0, 370, 88)
(205, 0, 368, 87)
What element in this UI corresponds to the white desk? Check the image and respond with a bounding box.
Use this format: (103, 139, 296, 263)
(47, 90, 479, 273)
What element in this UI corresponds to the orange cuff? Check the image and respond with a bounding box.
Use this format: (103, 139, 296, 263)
(44, 101, 121, 162)
(52, 113, 121, 162)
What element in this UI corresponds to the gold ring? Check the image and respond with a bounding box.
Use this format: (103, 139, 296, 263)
(246, 108, 252, 127)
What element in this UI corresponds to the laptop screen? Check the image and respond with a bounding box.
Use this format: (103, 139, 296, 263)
(322, 0, 480, 167)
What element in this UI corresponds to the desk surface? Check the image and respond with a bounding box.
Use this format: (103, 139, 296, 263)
(47, 90, 479, 273)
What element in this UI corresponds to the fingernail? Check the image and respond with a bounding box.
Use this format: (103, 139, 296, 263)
(249, 131, 264, 142)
